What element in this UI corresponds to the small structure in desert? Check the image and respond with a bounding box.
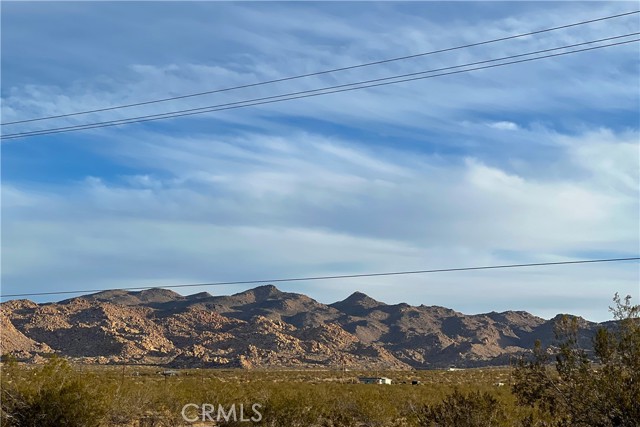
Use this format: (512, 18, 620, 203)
(359, 377, 392, 385)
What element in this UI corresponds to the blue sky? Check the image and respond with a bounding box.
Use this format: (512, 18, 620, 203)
(2, 1, 639, 321)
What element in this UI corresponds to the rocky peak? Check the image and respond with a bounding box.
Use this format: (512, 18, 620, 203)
(0, 286, 608, 370)
(0, 299, 39, 311)
(75, 288, 184, 306)
(135, 288, 183, 303)
(330, 291, 385, 315)
(233, 285, 283, 302)
(186, 291, 213, 300)
(84, 289, 130, 301)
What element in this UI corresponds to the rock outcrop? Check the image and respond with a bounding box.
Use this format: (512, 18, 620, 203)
(0, 285, 601, 369)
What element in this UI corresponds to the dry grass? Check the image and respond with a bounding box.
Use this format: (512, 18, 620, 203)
(1, 360, 530, 426)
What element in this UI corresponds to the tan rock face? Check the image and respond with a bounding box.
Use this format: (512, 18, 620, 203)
(1, 286, 601, 369)
(1, 311, 53, 356)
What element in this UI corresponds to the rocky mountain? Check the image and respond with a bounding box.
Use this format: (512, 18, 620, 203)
(0, 285, 602, 369)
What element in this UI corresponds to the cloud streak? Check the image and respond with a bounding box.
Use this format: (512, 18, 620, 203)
(3, 127, 638, 320)
(1, 2, 638, 321)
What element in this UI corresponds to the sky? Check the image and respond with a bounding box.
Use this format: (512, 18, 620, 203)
(1, 1, 639, 322)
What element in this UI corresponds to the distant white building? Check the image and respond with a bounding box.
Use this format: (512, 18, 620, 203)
(359, 377, 392, 385)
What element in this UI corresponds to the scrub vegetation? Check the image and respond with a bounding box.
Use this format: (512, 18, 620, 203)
(1, 294, 637, 427)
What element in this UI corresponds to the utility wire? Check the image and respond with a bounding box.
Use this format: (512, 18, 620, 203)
(2, 35, 638, 141)
(2, 10, 638, 126)
(1, 257, 638, 299)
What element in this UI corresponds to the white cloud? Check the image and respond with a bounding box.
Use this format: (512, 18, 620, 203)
(557, 128, 639, 195)
(2, 3, 637, 139)
(1, 2, 638, 322)
(2, 128, 638, 320)
(488, 121, 519, 131)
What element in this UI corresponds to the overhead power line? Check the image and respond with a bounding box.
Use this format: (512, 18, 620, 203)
(2, 35, 638, 141)
(2, 9, 638, 126)
(1, 257, 638, 299)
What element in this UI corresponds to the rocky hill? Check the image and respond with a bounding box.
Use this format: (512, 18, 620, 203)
(0, 285, 602, 369)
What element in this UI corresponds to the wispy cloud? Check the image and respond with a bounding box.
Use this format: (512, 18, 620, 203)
(3, 127, 638, 320)
(488, 121, 519, 131)
(2, 2, 638, 320)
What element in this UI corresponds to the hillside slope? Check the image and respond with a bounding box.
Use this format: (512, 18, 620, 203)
(1, 286, 600, 369)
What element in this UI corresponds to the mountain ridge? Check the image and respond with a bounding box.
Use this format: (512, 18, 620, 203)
(1, 286, 600, 369)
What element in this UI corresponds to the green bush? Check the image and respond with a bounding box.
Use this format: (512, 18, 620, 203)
(1, 357, 110, 427)
(512, 294, 640, 427)
(415, 388, 507, 427)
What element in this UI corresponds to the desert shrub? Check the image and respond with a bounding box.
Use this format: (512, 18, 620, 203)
(512, 294, 640, 427)
(249, 386, 318, 427)
(415, 388, 507, 427)
(0, 353, 533, 426)
(1, 357, 110, 427)
(318, 385, 400, 427)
